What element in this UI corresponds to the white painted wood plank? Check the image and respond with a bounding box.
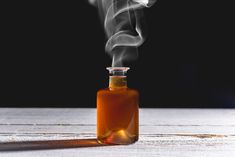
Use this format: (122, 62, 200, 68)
(1, 125, 235, 139)
(1, 108, 235, 125)
(1, 135, 235, 157)
(0, 108, 235, 157)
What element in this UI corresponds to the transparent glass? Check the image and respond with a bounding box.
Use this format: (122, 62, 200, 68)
(97, 67, 139, 145)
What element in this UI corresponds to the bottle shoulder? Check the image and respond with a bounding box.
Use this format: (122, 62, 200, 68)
(97, 88, 109, 93)
(97, 88, 139, 96)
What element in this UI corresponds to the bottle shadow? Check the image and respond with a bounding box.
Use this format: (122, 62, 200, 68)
(0, 138, 113, 151)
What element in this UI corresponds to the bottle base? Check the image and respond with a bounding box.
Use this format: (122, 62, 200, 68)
(97, 130, 138, 145)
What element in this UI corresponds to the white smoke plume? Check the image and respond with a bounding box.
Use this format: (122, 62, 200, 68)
(88, 0, 156, 67)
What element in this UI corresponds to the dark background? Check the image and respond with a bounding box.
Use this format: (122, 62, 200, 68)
(1, 0, 234, 108)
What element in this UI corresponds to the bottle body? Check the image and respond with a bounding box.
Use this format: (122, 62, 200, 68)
(97, 87, 139, 144)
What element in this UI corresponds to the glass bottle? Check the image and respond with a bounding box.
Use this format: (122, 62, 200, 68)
(97, 67, 139, 145)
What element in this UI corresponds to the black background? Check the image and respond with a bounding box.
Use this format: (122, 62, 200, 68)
(1, 0, 234, 108)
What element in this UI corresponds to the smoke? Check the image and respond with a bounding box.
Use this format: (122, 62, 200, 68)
(88, 0, 156, 67)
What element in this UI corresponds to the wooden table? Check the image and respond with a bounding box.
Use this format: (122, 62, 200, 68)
(0, 108, 235, 157)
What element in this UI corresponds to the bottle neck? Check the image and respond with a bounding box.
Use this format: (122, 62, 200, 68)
(107, 67, 129, 90)
(109, 76, 127, 90)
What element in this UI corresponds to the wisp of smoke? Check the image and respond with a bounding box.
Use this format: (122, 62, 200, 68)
(88, 0, 156, 67)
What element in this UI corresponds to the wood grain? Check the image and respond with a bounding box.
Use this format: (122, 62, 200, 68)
(0, 108, 235, 157)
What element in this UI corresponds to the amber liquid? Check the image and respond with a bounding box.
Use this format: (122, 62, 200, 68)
(97, 79, 139, 145)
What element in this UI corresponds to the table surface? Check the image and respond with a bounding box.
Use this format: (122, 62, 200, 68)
(0, 108, 235, 157)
